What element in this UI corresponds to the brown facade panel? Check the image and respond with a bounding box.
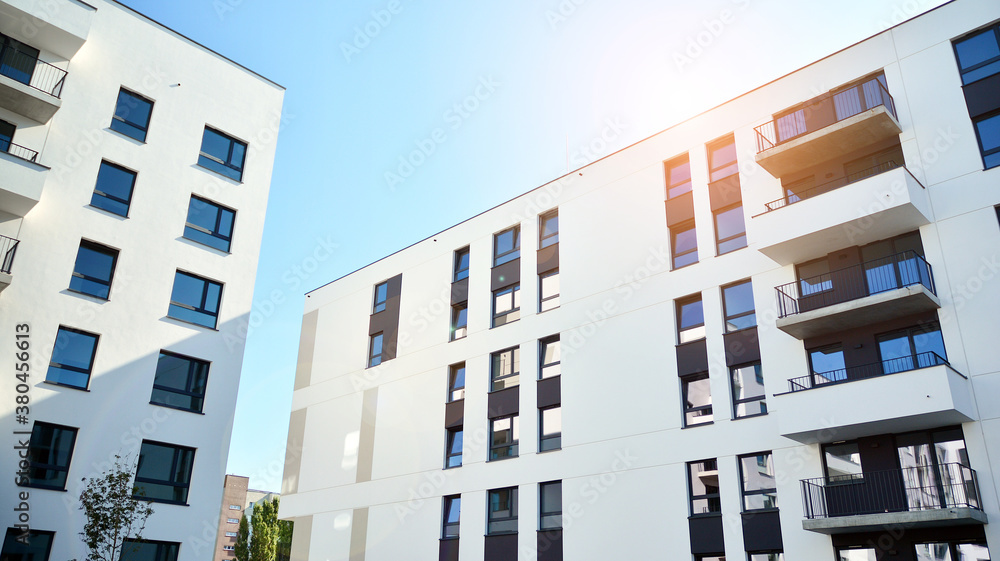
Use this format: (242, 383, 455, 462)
(368, 273, 403, 361)
(708, 174, 742, 212)
(741, 510, 783, 552)
(488, 386, 519, 417)
(438, 539, 460, 561)
(665, 191, 695, 227)
(491, 259, 520, 290)
(676, 338, 709, 377)
(537, 376, 561, 409)
(537, 530, 563, 561)
(723, 327, 760, 367)
(444, 400, 464, 429)
(484, 534, 519, 561)
(963, 72, 1000, 119)
(537, 243, 559, 274)
(450, 277, 469, 305)
(688, 514, 725, 555)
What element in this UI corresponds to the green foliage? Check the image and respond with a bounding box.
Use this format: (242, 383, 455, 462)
(248, 498, 278, 561)
(235, 515, 250, 561)
(276, 514, 294, 561)
(78, 454, 154, 561)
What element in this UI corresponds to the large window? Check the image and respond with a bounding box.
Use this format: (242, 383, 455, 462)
(664, 154, 692, 199)
(454, 247, 470, 281)
(539, 270, 560, 312)
(448, 362, 466, 401)
(714, 204, 747, 254)
(837, 547, 877, 561)
(914, 542, 990, 561)
(110, 88, 154, 142)
(539, 335, 561, 379)
(539, 210, 559, 248)
(442, 495, 461, 539)
(490, 347, 520, 391)
(688, 459, 721, 515)
(23, 421, 77, 490)
(168, 271, 223, 329)
(974, 111, 1000, 169)
(69, 240, 119, 300)
(953, 23, 1000, 85)
(46, 326, 99, 390)
(368, 333, 383, 367)
(539, 481, 562, 530)
(489, 415, 519, 461)
(184, 196, 236, 252)
(739, 452, 777, 511)
(823, 441, 863, 480)
(676, 294, 705, 343)
(151, 351, 210, 413)
(796, 258, 832, 295)
(809, 345, 846, 385)
(708, 135, 739, 181)
(877, 322, 946, 374)
(487, 487, 518, 535)
(539, 406, 562, 452)
(722, 280, 756, 332)
(90, 160, 137, 217)
(445, 428, 463, 468)
(121, 539, 180, 561)
(731, 362, 766, 418)
(1, 528, 54, 561)
(450, 303, 467, 341)
(492, 285, 520, 327)
(493, 226, 520, 266)
(682, 373, 713, 427)
(671, 221, 698, 269)
(372, 281, 389, 313)
(133, 441, 195, 504)
(0, 33, 39, 85)
(198, 126, 247, 181)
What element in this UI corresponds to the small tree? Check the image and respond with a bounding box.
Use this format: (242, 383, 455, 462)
(79, 455, 154, 561)
(248, 498, 278, 561)
(276, 510, 294, 561)
(235, 515, 250, 561)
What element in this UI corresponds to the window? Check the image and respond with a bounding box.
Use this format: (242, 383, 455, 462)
(227, 518, 239, 524)
(442, 495, 461, 538)
(224, 532, 237, 537)
(539, 406, 561, 452)
(823, 441, 863, 480)
(796, 258, 832, 295)
(749, 554, 784, 561)
(676, 294, 705, 343)
(539, 335, 561, 379)
(539, 481, 562, 530)
(722, 280, 756, 332)
(372, 281, 388, 313)
(953, 23, 1000, 85)
(168, 271, 223, 329)
(682, 373, 713, 427)
(46, 326, 99, 390)
(539, 270, 560, 312)
(974, 111, 1000, 169)
(1, 528, 54, 561)
(731, 363, 766, 418)
(229, 505, 241, 510)
(877, 322, 946, 374)
(809, 345, 846, 385)
(121, 539, 180, 561)
(914, 541, 990, 561)
(198, 126, 247, 181)
(493, 226, 520, 266)
(133, 441, 195, 504)
(671, 221, 698, 269)
(90, 160, 137, 217)
(0, 33, 39, 85)
(490, 347, 520, 391)
(450, 304, 467, 340)
(0, 119, 14, 153)
(184, 196, 236, 252)
(664, 154, 692, 199)
(487, 487, 518, 534)
(454, 247, 470, 281)
(708, 135, 739, 181)
(448, 363, 466, 401)
(69, 240, 119, 299)
(489, 415, 519, 460)
(688, 459, 721, 514)
(539, 210, 559, 248)
(368, 333, 383, 367)
(714, 204, 747, 254)
(151, 351, 210, 413)
(22, 421, 77, 490)
(445, 428, 463, 468)
(837, 547, 877, 561)
(739, 452, 777, 511)
(223, 545, 235, 551)
(492, 284, 520, 327)
(110, 88, 153, 142)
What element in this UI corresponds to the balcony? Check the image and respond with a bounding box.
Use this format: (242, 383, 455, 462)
(0, 234, 19, 293)
(0, 43, 67, 122)
(0, 1, 94, 59)
(0, 140, 48, 216)
(752, 166, 932, 266)
(754, 77, 902, 178)
(800, 463, 987, 534)
(774, 362, 974, 444)
(775, 251, 939, 339)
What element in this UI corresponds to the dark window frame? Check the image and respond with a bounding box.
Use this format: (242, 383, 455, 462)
(110, 87, 154, 142)
(121, 538, 180, 561)
(372, 281, 389, 314)
(972, 109, 1000, 170)
(682, 372, 713, 428)
(69, 239, 119, 300)
(676, 294, 705, 344)
(539, 335, 561, 380)
(539, 209, 559, 249)
(90, 160, 137, 217)
(664, 153, 692, 199)
(450, 303, 467, 341)
(442, 495, 461, 539)
(448, 362, 466, 402)
(539, 405, 561, 452)
(490, 346, 520, 391)
(150, 350, 210, 414)
(46, 325, 99, 390)
(738, 451, 778, 512)
(492, 284, 521, 327)
(368, 332, 383, 368)
(133, 440, 195, 505)
(952, 23, 1000, 85)
(454, 247, 470, 281)
(488, 414, 519, 461)
(714, 203, 747, 255)
(731, 362, 767, 419)
(688, 458, 722, 516)
(707, 134, 739, 182)
(671, 220, 698, 269)
(183, 195, 236, 253)
(538, 480, 562, 530)
(493, 225, 521, 266)
(722, 279, 756, 332)
(1, 528, 55, 561)
(445, 427, 463, 469)
(487, 486, 518, 535)
(539, 269, 560, 312)
(22, 421, 78, 491)
(197, 126, 248, 181)
(168, 270, 223, 329)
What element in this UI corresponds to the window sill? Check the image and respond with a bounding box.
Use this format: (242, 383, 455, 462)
(66, 288, 110, 302)
(17, 482, 67, 492)
(487, 455, 518, 462)
(164, 315, 219, 331)
(485, 531, 518, 537)
(135, 496, 189, 506)
(683, 421, 714, 429)
(732, 411, 768, 420)
(179, 235, 232, 255)
(443, 464, 462, 470)
(741, 507, 780, 514)
(42, 380, 90, 392)
(87, 203, 129, 220)
(717, 244, 748, 256)
(688, 512, 723, 520)
(538, 447, 561, 454)
(195, 162, 244, 184)
(105, 126, 147, 145)
(149, 401, 205, 415)
(671, 261, 699, 272)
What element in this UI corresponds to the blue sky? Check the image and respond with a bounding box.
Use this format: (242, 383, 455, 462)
(117, 0, 949, 491)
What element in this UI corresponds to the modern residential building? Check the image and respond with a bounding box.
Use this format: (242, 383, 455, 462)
(280, 0, 1000, 559)
(0, 1, 284, 560)
(215, 475, 250, 561)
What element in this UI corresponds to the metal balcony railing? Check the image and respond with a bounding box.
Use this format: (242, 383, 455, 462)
(0, 138, 39, 163)
(1, 235, 20, 274)
(801, 463, 982, 519)
(775, 251, 935, 318)
(788, 351, 948, 392)
(755, 77, 897, 153)
(762, 161, 900, 213)
(0, 44, 67, 98)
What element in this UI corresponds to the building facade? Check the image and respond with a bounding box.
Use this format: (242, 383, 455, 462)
(215, 475, 250, 561)
(0, 1, 284, 560)
(280, 1, 1000, 560)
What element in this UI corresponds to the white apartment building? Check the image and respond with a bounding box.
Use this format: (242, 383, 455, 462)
(280, 1, 1000, 560)
(0, 1, 284, 560)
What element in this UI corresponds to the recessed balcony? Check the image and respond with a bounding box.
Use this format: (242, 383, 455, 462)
(0, 141, 48, 216)
(0, 234, 19, 293)
(800, 463, 986, 534)
(0, 42, 67, 123)
(754, 76, 902, 178)
(775, 251, 939, 339)
(752, 166, 932, 266)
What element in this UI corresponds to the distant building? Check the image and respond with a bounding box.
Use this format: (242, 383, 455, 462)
(214, 475, 250, 561)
